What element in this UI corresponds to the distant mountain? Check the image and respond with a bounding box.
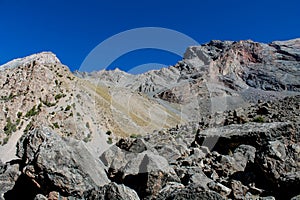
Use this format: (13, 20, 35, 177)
(0, 39, 299, 200)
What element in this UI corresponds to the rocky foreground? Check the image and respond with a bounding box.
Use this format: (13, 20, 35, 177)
(0, 95, 299, 199)
(0, 38, 299, 199)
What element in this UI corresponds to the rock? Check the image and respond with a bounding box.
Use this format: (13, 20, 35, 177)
(259, 197, 276, 200)
(122, 151, 179, 199)
(84, 182, 140, 200)
(199, 145, 255, 181)
(291, 195, 300, 200)
(127, 138, 148, 153)
(156, 185, 226, 200)
(232, 145, 256, 171)
(188, 172, 212, 189)
(100, 144, 128, 173)
(207, 181, 232, 197)
(255, 140, 300, 199)
(257, 106, 270, 115)
(0, 162, 21, 200)
(101, 141, 179, 199)
(229, 180, 249, 200)
(16, 127, 110, 198)
(143, 131, 189, 164)
(158, 182, 185, 194)
(194, 122, 293, 154)
(34, 194, 48, 200)
(47, 191, 67, 200)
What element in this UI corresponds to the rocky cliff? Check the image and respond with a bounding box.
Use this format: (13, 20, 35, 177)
(0, 38, 299, 199)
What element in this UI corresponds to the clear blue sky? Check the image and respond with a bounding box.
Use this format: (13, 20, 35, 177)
(0, 0, 299, 72)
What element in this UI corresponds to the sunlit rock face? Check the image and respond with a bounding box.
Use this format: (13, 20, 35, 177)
(0, 38, 299, 199)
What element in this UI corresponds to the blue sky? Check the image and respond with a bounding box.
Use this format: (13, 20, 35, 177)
(0, 0, 299, 72)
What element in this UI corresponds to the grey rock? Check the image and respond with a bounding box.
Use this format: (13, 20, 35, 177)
(156, 185, 226, 200)
(101, 142, 179, 199)
(194, 122, 293, 153)
(255, 141, 300, 198)
(207, 181, 232, 197)
(291, 195, 300, 200)
(0, 163, 21, 200)
(100, 144, 128, 172)
(229, 180, 249, 200)
(189, 172, 212, 189)
(34, 194, 48, 200)
(232, 145, 256, 171)
(143, 131, 189, 164)
(259, 197, 276, 200)
(84, 182, 140, 200)
(158, 182, 185, 195)
(17, 127, 110, 198)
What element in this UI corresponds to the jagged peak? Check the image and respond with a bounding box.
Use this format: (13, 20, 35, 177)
(271, 38, 300, 47)
(0, 51, 61, 71)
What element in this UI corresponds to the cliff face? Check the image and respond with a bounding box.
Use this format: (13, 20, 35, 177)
(78, 38, 300, 122)
(0, 38, 299, 200)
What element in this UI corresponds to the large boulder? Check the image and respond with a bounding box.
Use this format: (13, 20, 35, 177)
(83, 182, 140, 200)
(255, 140, 300, 199)
(156, 185, 225, 200)
(194, 122, 293, 153)
(15, 126, 110, 198)
(100, 139, 180, 199)
(0, 162, 21, 200)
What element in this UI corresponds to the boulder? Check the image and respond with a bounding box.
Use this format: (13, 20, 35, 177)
(16, 127, 110, 198)
(255, 141, 300, 199)
(83, 182, 140, 200)
(194, 122, 293, 154)
(0, 162, 21, 200)
(156, 185, 226, 200)
(101, 140, 180, 199)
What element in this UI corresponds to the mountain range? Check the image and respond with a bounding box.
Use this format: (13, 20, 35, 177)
(0, 38, 299, 200)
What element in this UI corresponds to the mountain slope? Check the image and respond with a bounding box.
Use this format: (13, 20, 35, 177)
(0, 38, 299, 163)
(0, 38, 299, 200)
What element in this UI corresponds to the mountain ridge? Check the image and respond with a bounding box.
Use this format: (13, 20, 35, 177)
(0, 38, 299, 199)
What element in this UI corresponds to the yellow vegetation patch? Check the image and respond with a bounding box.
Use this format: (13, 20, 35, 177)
(129, 112, 150, 127)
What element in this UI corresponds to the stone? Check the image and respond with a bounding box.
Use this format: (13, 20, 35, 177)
(194, 122, 293, 154)
(189, 172, 212, 189)
(34, 194, 48, 200)
(255, 141, 300, 199)
(229, 180, 249, 200)
(83, 182, 140, 200)
(291, 195, 300, 200)
(156, 185, 226, 200)
(0, 163, 21, 200)
(101, 141, 180, 199)
(207, 181, 232, 197)
(16, 127, 110, 198)
(232, 145, 256, 171)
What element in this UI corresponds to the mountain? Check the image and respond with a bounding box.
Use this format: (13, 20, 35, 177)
(0, 38, 299, 200)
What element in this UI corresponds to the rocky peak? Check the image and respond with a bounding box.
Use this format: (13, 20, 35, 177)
(0, 52, 61, 71)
